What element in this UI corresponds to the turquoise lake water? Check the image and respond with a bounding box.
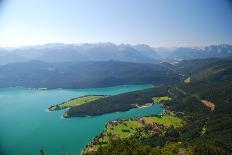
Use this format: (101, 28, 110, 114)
(0, 84, 164, 155)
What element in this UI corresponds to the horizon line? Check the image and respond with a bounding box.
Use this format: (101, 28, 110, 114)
(0, 42, 231, 49)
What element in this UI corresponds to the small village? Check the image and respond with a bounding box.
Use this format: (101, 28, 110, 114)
(83, 110, 183, 154)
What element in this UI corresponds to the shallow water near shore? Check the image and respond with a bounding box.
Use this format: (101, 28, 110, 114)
(0, 84, 163, 155)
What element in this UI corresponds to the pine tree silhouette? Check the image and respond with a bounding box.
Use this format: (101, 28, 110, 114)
(40, 149, 44, 155)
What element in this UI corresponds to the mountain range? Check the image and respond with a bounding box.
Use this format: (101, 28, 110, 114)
(0, 43, 232, 65)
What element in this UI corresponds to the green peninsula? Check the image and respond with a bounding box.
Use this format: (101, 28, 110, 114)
(48, 95, 107, 111)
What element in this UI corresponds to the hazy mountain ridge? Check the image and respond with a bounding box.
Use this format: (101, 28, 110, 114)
(0, 53, 29, 65)
(0, 60, 181, 88)
(178, 58, 232, 82)
(0, 43, 159, 65)
(165, 44, 232, 60)
(0, 43, 232, 65)
(0, 57, 231, 89)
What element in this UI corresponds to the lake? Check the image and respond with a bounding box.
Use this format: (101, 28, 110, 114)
(0, 84, 164, 155)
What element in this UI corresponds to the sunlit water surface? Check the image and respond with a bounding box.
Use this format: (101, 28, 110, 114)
(0, 84, 164, 155)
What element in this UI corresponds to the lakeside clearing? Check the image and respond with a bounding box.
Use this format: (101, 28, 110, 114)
(152, 96, 172, 103)
(184, 77, 191, 83)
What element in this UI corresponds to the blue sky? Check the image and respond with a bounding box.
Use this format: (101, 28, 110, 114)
(0, 0, 231, 47)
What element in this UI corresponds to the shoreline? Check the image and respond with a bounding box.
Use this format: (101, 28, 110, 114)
(64, 103, 162, 118)
(0, 84, 154, 91)
(82, 109, 167, 154)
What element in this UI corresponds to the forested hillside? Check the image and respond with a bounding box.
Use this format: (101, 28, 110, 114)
(0, 60, 181, 88)
(74, 58, 232, 154)
(91, 80, 232, 155)
(66, 86, 169, 117)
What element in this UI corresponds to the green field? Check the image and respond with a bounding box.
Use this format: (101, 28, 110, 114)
(105, 114, 183, 139)
(143, 115, 183, 128)
(152, 96, 172, 103)
(106, 120, 143, 138)
(48, 95, 106, 111)
(85, 113, 184, 153)
(184, 77, 191, 83)
(87, 120, 144, 151)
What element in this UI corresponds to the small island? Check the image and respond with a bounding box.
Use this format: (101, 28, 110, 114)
(48, 95, 107, 111)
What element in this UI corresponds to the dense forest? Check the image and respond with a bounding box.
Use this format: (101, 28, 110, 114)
(66, 58, 232, 117)
(66, 86, 169, 117)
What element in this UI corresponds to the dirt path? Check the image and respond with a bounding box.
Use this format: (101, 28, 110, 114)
(175, 87, 187, 95)
(201, 100, 215, 111)
(170, 87, 216, 111)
